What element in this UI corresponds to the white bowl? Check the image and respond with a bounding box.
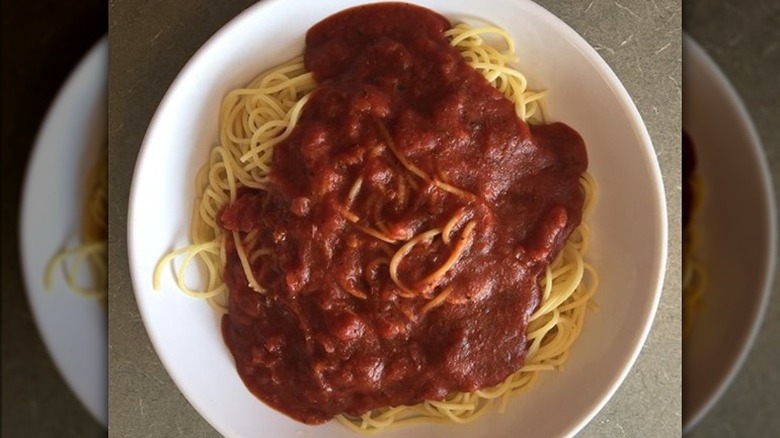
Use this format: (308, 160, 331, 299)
(128, 1, 667, 437)
(19, 38, 108, 427)
(682, 34, 777, 433)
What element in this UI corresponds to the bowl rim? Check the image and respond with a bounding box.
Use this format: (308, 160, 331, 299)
(17, 37, 108, 427)
(127, 1, 669, 436)
(682, 32, 777, 434)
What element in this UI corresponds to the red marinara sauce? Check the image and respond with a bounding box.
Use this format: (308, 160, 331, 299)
(219, 3, 588, 424)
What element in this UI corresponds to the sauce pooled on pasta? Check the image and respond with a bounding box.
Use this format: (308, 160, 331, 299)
(219, 3, 587, 424)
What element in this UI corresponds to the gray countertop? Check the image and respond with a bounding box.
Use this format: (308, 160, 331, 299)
(685, 1, 780, 436)
(1, 1, 106, 437)
(108, 1, 681, 436)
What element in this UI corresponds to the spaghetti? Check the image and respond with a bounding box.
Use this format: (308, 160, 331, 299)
(45, 147, 107, 301)
(156, 4, 595, 432)
(338, 175, 596, 432)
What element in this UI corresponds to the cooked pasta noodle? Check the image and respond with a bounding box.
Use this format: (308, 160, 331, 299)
(155, 22, 597, 432)
(45, 149, 107, 301)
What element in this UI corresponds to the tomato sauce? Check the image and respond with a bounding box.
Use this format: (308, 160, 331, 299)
(219, 3, 587, 424)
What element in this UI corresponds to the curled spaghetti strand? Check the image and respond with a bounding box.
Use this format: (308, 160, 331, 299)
(45, 150, 107, 302)
(154, 22, 597, 433)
